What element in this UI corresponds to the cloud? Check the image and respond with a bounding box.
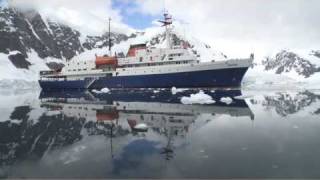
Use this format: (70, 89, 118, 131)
(8, 0, 135, 36)
(131, 0, 320, 58)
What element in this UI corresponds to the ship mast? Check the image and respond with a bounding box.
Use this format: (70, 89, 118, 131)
(159, 11, 173, 49)
(108, 17, 112, 56)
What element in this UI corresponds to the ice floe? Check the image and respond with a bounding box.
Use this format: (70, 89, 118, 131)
(181, 90, 215, 104)
(220, 97, 233, 104)
(171, 87, 188, 95)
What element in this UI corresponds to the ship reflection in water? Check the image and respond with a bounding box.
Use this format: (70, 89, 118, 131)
(1, 89, 320, 178)
(40, 89, 254, 160)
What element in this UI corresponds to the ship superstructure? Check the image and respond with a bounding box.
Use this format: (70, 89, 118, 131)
(39, 12, 253, 90)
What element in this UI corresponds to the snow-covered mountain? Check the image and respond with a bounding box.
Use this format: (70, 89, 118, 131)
(0, 7, 132, 88)
(0, 7, 319, 90)
(262, 50, 320, 78)
(0, 7, 224, 82)
(244, 50, 320, 90)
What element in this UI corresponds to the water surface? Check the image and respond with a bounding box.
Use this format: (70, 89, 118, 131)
(0, 89, 319, 178)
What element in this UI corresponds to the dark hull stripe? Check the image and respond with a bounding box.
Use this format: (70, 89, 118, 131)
(39, 67, 249, 90)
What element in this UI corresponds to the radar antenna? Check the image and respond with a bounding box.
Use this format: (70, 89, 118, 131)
(158, 11, 173, 49)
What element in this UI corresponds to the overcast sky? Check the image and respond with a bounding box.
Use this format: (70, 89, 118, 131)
(3, 0, 320, 58)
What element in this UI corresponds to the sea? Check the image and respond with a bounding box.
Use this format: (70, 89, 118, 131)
(0, 88, 319, 178)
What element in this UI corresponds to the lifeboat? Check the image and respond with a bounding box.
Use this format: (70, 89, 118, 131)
(95, 56, 117, 68)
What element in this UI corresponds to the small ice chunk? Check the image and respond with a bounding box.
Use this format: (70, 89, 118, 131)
(181, 90, 215, 104)
(134, 123, 148, 131)
(100, 87, 110, 93)
(153, 90, 160, 93)
(92, 88, 110, 94)
(220, 97, 233, 104)
(171, 87, 187, 95)
(234, 95, 252, 100)
(92, 89, 102, 94)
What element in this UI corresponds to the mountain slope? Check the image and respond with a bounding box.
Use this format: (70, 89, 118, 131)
(262, 50, 319, 78)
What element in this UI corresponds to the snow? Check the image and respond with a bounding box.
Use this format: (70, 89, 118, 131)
(181, 91, 216, 104)
(26, 19, 41, 41)
(0, 13, 319, 91)
(46, 111, 61, 116)
(220, 97, 233, 104)
(171, 87, 188, 95)
(0, 50, 63, 89)
(243, 63, 320, 90)
(172, 23, 227, 62)
(242, 66, 304, 90)
(234, 95, 253, 100)
(294, 49, 320, 67)
(43, 18, 54, 35)
(95, 41, 103, 46)
(73, 23, 227, 63)
(8, 50, 21, 55)
(0, 89, 40, 123)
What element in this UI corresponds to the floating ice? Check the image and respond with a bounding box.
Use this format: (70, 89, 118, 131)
(92, 88, 110, 94)
(234, 95, 252, 100)
(100, 87, 110, 93)
(181, 90, 215, 104)
(171, 87, 188, 95)
(92, 89, 102, 94)
(220, 97, 233, 104)
(134, 123, 148, 131)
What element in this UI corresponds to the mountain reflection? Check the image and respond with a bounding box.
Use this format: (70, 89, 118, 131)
(0, 89, 253, 170)
(262, 91, 320, 116)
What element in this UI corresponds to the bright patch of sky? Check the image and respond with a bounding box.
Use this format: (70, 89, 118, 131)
(0, 0, 8, 7)
(112, 0, 161, 30)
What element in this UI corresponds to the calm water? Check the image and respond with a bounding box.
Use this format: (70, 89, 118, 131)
(0, 89, 320, 178)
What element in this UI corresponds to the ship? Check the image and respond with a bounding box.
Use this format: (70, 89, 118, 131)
(39, 12, 253, 90)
